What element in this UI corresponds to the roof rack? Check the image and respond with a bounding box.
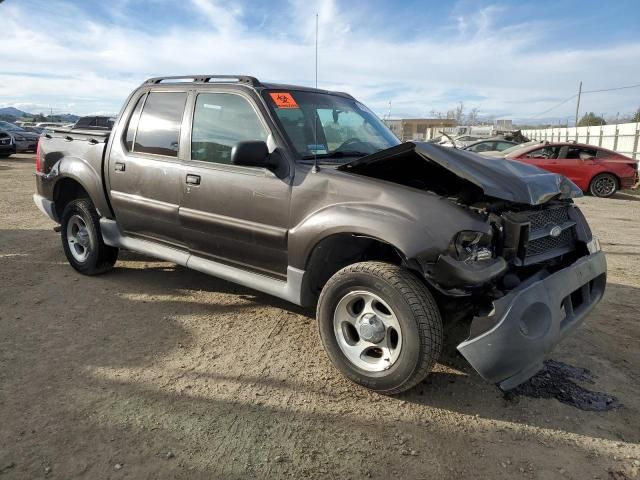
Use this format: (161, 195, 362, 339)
(143, 75, 261, 87)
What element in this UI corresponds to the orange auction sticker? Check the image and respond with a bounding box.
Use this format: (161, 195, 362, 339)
(269, 92, 299, 109)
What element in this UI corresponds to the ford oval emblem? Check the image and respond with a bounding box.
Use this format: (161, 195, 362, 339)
(549, 225, 562, 237)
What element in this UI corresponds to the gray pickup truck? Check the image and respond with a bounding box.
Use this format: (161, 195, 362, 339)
(34, 75, 606, 394)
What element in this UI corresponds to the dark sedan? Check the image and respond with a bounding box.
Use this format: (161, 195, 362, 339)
(0, 121, 40, 152)
(0, 131, 16, 157)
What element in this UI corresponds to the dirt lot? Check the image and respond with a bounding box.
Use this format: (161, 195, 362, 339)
(1, 153, 639, 479)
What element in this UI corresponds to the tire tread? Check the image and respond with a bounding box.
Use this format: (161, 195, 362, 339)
(318, 261, 443, 394)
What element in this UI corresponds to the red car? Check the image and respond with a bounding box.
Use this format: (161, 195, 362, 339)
(506, 142, 639, 197)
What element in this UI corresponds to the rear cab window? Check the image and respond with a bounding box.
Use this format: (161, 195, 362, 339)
(123, 91, 187, 157)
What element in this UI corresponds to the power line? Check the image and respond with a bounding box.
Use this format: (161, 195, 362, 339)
(582, 83, 640, 94)
(531, 94, 577, 118)
(530, 81, 640, 119)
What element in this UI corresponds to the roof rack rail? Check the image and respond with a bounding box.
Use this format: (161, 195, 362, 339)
(143, 75, 261, 87)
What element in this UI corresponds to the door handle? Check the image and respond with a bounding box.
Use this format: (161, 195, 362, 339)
(186, 174, 201, 185)
(114, 162, 126, 172)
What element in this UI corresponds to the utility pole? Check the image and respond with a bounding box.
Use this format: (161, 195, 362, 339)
(574, 81, 582, 127)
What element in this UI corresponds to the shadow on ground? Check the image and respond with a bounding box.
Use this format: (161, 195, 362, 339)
(1, 228, 639, 478)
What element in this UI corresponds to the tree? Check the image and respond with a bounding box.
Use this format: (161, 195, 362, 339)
(454, 102, 465, 124)
(577, 112, 606, 127)
(633, 108, 640, 123)
(466, 108, 479, 126)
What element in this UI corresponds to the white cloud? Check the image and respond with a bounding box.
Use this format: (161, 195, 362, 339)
(190, 0, 244, 35)
(1, 0, 639, 121)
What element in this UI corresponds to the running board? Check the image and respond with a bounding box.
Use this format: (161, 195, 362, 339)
(100, 219, 304, 305)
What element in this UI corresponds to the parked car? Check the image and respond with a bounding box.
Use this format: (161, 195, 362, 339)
(35, 122, 69, 129)
(0, 130, 16, 157)
(34, 75, 606, 394)
(506, 142, 639, 197)
(463, 139, 518, 153)
(73, 115, 116, 130)
(0, 121, 40, 152)
(22, 126, 46, 134)
(481, 140, 546, 158)
(439, 135, 483, 148)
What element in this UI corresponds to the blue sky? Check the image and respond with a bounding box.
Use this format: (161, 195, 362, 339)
(1, 0, 639, 123)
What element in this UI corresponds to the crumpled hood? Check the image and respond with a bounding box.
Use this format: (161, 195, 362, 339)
(339, 142, 582, 206)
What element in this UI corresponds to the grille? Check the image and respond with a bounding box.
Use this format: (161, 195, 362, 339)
(523, 205, 574, 261)
(527, 228, 574, 257)
(527, 206, 570, 230)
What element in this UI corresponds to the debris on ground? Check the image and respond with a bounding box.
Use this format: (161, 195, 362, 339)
(507, 360, 622, 411)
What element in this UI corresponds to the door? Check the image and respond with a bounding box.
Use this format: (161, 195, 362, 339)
(179, 91, 292, 278)
(553, 145, 597, 189)
(517, 145, 562, 171)
(107, 90, 188, 247)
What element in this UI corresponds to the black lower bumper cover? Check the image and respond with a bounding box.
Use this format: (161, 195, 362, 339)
(457, 251, 607, 390)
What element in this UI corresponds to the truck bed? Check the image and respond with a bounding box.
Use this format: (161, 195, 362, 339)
(39, 128, 110, 175)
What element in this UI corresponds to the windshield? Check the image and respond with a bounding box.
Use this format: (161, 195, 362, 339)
(263, 90, 400, 162)
(0, 121, 25, 132)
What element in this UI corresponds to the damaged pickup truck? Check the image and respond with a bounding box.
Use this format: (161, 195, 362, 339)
(34, 75, 606, 394)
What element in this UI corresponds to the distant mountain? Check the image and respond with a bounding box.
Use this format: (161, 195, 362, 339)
(0, 107, 29, 118)
(58, 113, 80, 122)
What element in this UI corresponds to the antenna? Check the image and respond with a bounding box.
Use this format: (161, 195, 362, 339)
(312, 13, 319, 173)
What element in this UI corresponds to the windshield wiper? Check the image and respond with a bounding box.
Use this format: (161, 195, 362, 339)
(301, 150, 371, 160)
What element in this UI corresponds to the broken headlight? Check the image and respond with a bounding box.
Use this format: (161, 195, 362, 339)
(450, 231, 493, 264)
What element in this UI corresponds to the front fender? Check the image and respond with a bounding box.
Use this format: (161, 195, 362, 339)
(288, 202, 480, 270)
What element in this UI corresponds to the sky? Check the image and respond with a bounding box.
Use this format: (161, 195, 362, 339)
(1, 0, 639, 124)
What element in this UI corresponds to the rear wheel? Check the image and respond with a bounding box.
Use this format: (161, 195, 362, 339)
(589, 173, 618, 198)
(60, 198, 118, 275)
(317, 261, 443, 394)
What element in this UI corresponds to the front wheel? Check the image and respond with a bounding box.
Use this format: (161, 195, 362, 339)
(60, 198, 118, 275)
(317, 262, 443, 394)
(589, 173, 618, 198)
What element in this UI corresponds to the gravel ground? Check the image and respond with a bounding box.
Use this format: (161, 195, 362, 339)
(1, 153, 639, 479)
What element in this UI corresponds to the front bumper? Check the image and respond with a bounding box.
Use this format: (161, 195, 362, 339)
(457, 250, 607, 390)
(33, 193, 58, 223)
(0, 144, 15, 155)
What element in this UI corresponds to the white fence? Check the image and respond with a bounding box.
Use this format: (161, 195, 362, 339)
(522, 122, 640, 160)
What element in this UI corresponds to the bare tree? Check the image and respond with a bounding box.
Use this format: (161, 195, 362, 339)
(466, 108, 479, 126)
(454, 102, 465, 124)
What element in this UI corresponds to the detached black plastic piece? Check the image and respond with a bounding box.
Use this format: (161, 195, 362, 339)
(431, 255, 507, 289)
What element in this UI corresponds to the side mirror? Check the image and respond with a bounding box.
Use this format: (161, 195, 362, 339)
(230, 141, 273, 168)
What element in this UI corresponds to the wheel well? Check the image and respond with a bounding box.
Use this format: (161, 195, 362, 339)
(53, 178, 90, 220)
(300, 233, 407, 306)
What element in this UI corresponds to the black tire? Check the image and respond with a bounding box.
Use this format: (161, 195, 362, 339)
(60, 198, 118, 275)
(317, 261, 443, 394)
(589, 173, 618, 198)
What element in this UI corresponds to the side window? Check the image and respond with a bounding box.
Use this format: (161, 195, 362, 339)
(191, 93, 268, 164)
(124, 94, 146, 151)
(565, 147, 581, 159)
(579, 147, 597, 160)
(473, 142, 495, 152)
(134, 92, 187, 157)
(526, 146, 559, 159)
